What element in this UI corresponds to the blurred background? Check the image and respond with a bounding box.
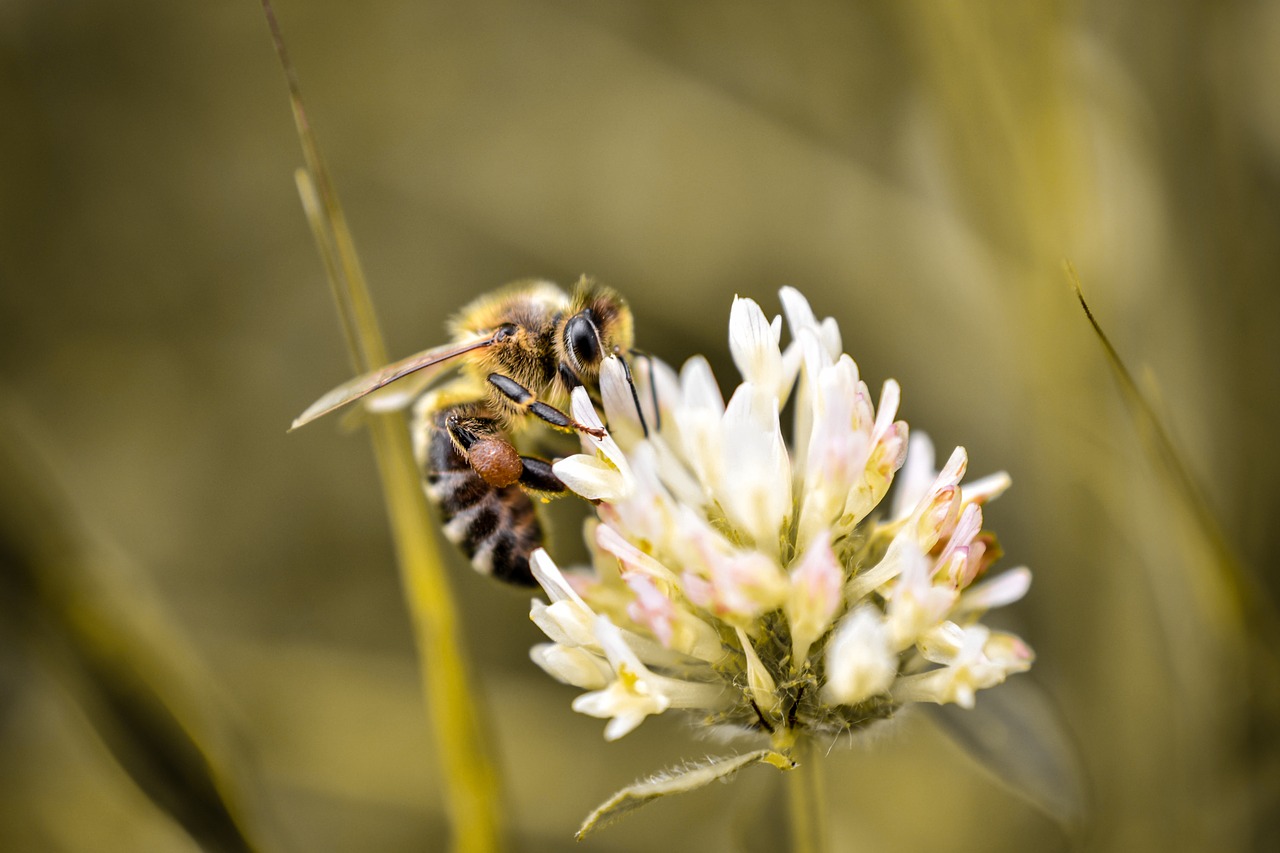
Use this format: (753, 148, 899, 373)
(2, 1, 1278, 850)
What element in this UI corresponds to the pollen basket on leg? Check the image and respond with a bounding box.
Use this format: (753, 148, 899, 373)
(419, 408, 543, 586)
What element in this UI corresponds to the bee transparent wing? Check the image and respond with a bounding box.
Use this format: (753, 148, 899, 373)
(291, 334, 494, 430)
(361, 370, 440, 413)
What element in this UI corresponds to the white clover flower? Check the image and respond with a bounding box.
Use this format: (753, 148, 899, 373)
(531, 287, 1034, 771)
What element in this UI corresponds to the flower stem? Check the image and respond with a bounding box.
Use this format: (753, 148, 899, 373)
(786, 735, 830, 853)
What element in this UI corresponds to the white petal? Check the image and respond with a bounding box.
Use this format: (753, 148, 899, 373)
(530, 549, 587, 606)
(885, 540, 957, 650)
(963, 471, 1013, 505)
(551, 388, 635, 501)
(893, 624, 1032, 708)
(917, 620, 967, 664)
(822, 606, 898, 706)
(553, 454, 630, 502)
(599, 356, 645, 443)
(530, 643, 611, 689)
(956, 567, 1032, 613)
(729, 296, 782, 391)
(779, 286, 820, 340)
(570, 617, 674, 740)
(530, 598, 596, 648)
(818, 316, 842, 361)
(679, 356, 725, 415)
(795, 355, 866, 550)
(891, 432, 937, 520)
(718, 384, 791, 551)
(873, 380, 901, 441)
(674, 356, 727, 493)
(935, 446, 969, 490)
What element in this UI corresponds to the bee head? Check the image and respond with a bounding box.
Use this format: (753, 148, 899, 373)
(558, 277, 634, 390)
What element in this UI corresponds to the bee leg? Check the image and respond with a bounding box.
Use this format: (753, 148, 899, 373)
(445, 411, 523, 488)
(486, 373, 606, 438)
(516, 456, 567, 493)
(445, 410, 569, 493)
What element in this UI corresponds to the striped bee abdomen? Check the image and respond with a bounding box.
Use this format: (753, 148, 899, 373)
(421, 410, 542, 586)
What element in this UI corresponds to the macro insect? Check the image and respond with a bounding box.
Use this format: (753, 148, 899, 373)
(292, 276, 647, 586)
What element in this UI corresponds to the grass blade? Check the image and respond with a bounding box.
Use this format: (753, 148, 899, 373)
(262, 4, 505, 850)
(1065, 261, 1278, 641)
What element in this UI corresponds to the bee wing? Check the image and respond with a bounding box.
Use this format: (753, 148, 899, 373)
(360, 370, 440, 414)
(291, 334, 494, 430)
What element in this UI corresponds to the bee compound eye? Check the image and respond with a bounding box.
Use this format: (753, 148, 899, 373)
(565, 312, 601, 368)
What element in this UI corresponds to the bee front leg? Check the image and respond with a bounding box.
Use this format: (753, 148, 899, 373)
(445, 411, 567, 493)
(486, 373, 606, 438)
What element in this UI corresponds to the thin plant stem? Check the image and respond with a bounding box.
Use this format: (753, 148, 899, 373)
(786, 735, 830, 853)
(262, 3, 506, 850)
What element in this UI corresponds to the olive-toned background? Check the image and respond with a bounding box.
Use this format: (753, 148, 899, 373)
(2, 1, 1277, 851)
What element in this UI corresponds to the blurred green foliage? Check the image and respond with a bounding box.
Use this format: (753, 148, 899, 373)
(1, 1, 1277, 850)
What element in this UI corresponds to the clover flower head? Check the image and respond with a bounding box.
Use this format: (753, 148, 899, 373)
(530, 288, 1034, 755)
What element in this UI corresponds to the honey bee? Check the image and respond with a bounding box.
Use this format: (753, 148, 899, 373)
(292, 276, 646, 585)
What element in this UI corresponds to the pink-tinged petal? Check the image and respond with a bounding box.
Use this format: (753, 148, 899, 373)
(679, 510, 788, 620)
(786, 531, 845, 665)
(985, 631, 1036, 672)
(624, 573, 677, 648)
(913, 484, 961, 552)
(954, 538, 986, 589)
(595, 524, 680, 585)
(949, 503, 984, 551)
(794, 356, 868, 548)
(681, 572, 715, 611)
(935, 503, 983, 585)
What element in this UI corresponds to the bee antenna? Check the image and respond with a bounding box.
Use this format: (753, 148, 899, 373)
(627, 350, 662, 434)
(618, 355, 650, 438)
